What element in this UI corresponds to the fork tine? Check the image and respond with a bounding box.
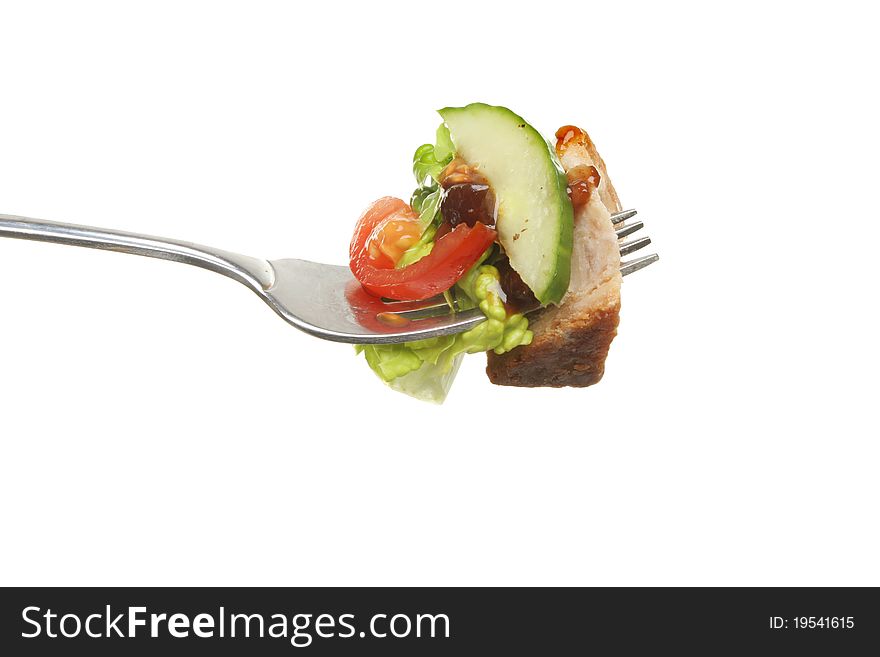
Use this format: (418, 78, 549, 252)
(619, 236, 651, 256)
(615, 220, 644, 239)
(621, 253, 659, 276)
(611, 209, 637, 224)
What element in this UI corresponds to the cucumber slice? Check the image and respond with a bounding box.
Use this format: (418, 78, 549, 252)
(438, 103, 573, 305)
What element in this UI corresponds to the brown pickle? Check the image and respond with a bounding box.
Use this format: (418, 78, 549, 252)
(496, 255, 538, 309)
(437, 158, 496, 229)
(440, 183, 495, 229)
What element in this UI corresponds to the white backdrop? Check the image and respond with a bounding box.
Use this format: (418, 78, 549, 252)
(1, 0, 877, 586)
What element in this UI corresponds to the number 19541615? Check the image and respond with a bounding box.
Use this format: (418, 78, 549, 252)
(770, 616, 854, 629)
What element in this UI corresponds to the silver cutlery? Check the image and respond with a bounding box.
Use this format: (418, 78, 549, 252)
(0, 210, 657, 343)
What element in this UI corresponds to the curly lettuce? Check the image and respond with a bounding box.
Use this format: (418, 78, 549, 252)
(412, 124, 455, 187)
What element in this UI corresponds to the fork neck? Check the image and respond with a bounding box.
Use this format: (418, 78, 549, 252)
(0, 213, 274, 292)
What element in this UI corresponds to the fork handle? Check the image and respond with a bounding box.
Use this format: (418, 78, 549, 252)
(0, 213, 274, 291)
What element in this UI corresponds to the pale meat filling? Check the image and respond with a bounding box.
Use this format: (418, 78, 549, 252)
(528, 144, 621, 333)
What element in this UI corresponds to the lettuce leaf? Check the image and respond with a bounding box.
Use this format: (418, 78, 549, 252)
(412, 126, 454, 188)
(395, 223, 437, 269)
(387, 355, 464, 404)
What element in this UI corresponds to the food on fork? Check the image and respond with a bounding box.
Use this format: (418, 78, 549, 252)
(486, 124, 622, 387)
(349, 103, 640, 401)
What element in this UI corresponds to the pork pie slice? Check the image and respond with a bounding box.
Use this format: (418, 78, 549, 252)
(486, 127, 622, 387)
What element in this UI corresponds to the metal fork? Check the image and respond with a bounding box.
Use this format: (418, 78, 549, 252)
(0, 210, 657, 344)
(612, 209, 659, 275)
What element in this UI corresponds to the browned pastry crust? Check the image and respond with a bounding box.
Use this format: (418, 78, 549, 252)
(486, 126, 622, 387)
(486, 303, 619, 387)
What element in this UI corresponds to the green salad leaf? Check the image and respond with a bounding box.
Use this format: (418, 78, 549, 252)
(433, 123, 454, 162)
(386, 355, 464, 404)
(395, 222, 437, 269)
(414, 187, 443, 231)
(412, 130, 454, 188)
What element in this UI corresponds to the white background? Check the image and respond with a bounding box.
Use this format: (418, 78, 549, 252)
(1, 1, 877, 586)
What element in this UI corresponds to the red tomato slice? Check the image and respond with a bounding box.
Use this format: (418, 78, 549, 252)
(349, 197, 496, 301)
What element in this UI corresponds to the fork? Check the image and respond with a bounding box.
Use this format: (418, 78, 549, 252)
(0, 210, 657, 344)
